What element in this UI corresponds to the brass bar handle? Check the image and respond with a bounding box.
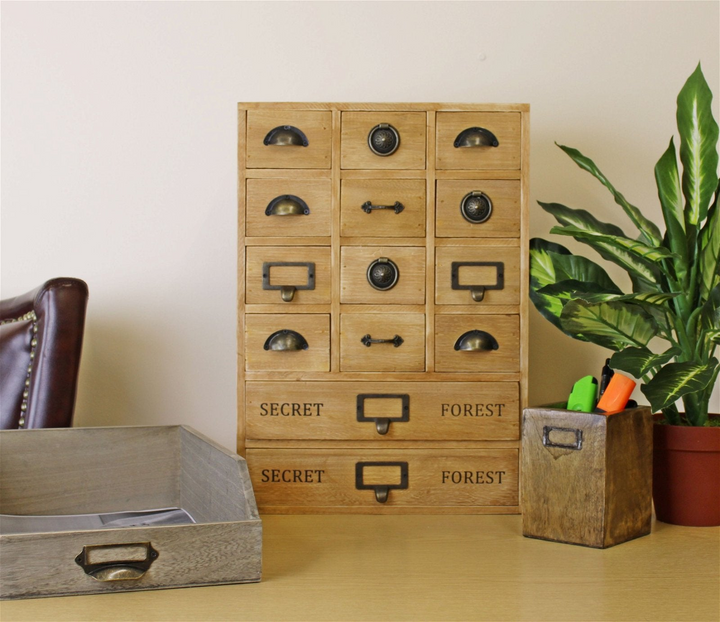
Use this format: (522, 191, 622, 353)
(263, 125, 309, 147)
(361, 201, 404, 215)
(454, 330, 499, 352)
(355, 461, 409, 504)
(263, 329, 309, 351)
(265, 195, 310, 216)
(542, 426, 584, 451)
(361, 334, 404, 348)
(454, 127, 499, 148)
(75, 542, 158, 582)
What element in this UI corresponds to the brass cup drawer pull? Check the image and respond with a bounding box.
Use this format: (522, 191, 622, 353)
(367, 123, 400, 156)
(262, 261, 315, 302)
(454, 126, 499, 148)
(361, 201, 405, 215)
(355, 461, 409, 503)
(357, 393, 410, 435)
(75, 542, 158, 582)
(263, 329, 309, 351)
(454, 330, 499, 352)
(263, 125, 309, 147)
(265, 195, 310, 216)
(360, 334, 404, 348)
(451, 261, 505, 303)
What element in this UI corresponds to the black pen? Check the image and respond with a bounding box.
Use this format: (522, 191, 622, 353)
(599, 358, 614, 397)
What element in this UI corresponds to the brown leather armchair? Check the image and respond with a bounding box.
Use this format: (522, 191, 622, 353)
(0, 278, 88, 429)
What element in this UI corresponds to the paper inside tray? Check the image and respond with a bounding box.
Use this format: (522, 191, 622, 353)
(0, 507, 196, 535)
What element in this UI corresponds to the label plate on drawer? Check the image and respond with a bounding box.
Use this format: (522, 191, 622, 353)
(246, 381, 519, 441)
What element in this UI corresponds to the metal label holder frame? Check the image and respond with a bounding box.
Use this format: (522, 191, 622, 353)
(451, 261, 505, 302)
(262, 261, 316, 302)
(356, 393, 410, 435)
(355, 461, 409, 503)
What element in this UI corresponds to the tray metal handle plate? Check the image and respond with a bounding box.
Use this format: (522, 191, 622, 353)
(75, 542, 158, 582)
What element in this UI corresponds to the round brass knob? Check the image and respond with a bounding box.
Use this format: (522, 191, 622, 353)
(366, 257, 399, 291)
(367, 123, 400, 157)
(460, 191, 493, 224)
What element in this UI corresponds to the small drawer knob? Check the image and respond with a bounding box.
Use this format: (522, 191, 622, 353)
(367, 123, 400, 157)
(366, 257, 399, 291)
(460, 191, 493, 224)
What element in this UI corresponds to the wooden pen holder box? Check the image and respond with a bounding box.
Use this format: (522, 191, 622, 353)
(521, 405, 652, 548)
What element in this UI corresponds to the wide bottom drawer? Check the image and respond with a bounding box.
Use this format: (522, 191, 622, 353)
(246, 449, 519, 513)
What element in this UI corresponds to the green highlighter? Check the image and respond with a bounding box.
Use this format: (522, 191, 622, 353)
(567, 375, 599, 413)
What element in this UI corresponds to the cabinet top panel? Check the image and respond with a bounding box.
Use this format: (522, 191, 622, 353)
(238, 102, 529, 112)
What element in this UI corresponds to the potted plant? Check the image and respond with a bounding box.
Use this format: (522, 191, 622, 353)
(529, 63, 720, 526)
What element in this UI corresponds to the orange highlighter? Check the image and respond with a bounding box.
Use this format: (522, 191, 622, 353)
(595, 372, 636, 415)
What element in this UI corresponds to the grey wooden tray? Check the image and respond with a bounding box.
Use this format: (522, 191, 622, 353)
(0, 426, 262, 599)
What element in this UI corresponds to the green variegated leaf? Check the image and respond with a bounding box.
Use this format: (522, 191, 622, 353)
(550, 226, 675, 263)
(574, 291, 678, 307)
(640, 358, 719, 412)
(699, 284, 720, 331)
(655, 138, 689, 283)
(559, 300, 657, 351)
(557, 143, 663, 245)
(529, 239, 622, 338)
(538, 279, 621, 300)
(609, 346, 681, 379)
(538, 201, 627, 237)
(706, 330, 720, 344)
(699, 181, 720, 300)
(677, 63, 720, 225)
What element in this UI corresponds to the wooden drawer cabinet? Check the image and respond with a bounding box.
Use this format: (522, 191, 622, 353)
(239, 103, 529, 514)
(245, 381, 519, 441)
(340, 179, 426, 238)
(247, 449, 519, 512)
(246, 178, 332, 238)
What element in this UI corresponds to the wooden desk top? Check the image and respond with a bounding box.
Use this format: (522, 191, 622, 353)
(1, 515, 718, 621)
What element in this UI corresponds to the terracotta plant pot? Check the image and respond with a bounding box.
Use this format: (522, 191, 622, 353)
(653, 415, 720, 526)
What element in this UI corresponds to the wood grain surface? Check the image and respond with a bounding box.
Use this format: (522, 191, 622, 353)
(2, 515, 717, 621)
(245, 380, 519, 441)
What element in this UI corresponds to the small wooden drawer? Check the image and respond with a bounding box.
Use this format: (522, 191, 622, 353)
(245, 381, 519, 441)
(435, 246, 521, 306)
(245, 314, 330, 372)
(340, 313, 425, 372)
(246, 448, 519, 511)
(435, 112, 521, 170)
(341, 112, 426, 170)
(246, 246, 331, 305)
(435, 314, 520, 372)
(246, 178, 332, 237)
(340, 179, 426, 238)
(340, 246, 426, 305)
(436, 180, 521, 238)
(246, 110, 332, 169)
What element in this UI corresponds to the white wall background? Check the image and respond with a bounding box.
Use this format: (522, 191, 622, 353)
(2, 1, 719, 450)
